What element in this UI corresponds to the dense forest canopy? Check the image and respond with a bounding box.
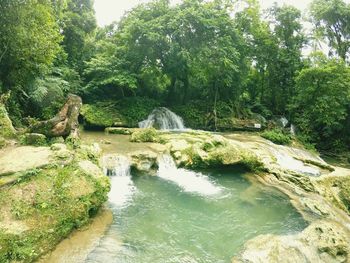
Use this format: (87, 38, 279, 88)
(0, 0, 349, 153)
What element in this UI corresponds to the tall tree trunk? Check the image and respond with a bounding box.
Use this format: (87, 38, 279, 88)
(182, 75, 189, 104)
(213, 81, 219, 131)
(167, 76, 176, 105)
(30, 94, 82, 138)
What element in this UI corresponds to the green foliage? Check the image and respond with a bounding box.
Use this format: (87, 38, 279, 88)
(310, 0, 350, 60)
(81, 102, 124, 128)
(261, 129, 292, 145)
(291, 59, 350, 150)
(20, 134, 48, 147)
(0, 0, 62, 89)
(83, 0, 248, 105)
(130, 128, 161, 143)
(171, 102, 208, 130)
(62, 0, 97, 71)
(0, 104, 16, 138)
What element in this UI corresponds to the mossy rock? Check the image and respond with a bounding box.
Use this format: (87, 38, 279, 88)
(0, 144, 109, 262)
(0, 104, 16, 138)
(80, 97, 160, 129)
(105, 127, 137, 135)
(81, 102, 125, 128)
(20, 133, 47, 146)
(130, 128, 162, 143)
(217, 117, 263, 131)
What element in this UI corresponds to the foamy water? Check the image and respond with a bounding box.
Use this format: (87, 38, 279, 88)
(102, 155, 136, 208)
(157, 154, 222, 196)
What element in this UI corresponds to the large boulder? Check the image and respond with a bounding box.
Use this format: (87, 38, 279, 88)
(0, 142, 110, 262)
(80, 98, 160, 129)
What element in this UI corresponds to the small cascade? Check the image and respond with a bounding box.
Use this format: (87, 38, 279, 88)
(271, 149, 320, 176)
(102, 155, 135, 207)
(139, 107, 185, 130)
(290, 124, 296, 136)
(157, 154, 222, 196)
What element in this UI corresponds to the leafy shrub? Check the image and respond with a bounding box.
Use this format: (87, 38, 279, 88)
(130, 128, 160, 143)
(20, 133, 47, 146)
(171, 101, 208, 129)
(261, 129, 292, 145)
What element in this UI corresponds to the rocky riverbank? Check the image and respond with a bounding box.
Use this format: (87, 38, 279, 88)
(0, 103, 110, 262)
(100, 127, 350, 263)
(1, 95, 349, 262)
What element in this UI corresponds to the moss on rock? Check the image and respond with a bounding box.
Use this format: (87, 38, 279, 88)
(130, 128, 163, 143)
(80, 97, 160, 129)
(158, 132, 264, 171)
(0, 142, 109, 262)
(105, 127, 137, 135)
(81, 102, 125, 128)
(20, 133, 47, 146)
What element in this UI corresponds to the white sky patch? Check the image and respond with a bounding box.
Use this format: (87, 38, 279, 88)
(94, 0, 315, 27)
(93, 0, 350, 55)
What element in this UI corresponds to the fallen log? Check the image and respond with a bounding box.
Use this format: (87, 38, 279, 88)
(30, 94, 82, 138)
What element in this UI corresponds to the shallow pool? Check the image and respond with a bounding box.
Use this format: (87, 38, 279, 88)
(85, 166, 306, 263)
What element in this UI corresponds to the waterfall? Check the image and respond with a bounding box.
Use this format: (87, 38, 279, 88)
(102, 155, 135, 207)
(157, 154, 222, 196)
(139, 107, 185, 130)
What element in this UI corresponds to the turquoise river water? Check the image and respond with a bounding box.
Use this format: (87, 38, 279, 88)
(81, 131, 307, 263)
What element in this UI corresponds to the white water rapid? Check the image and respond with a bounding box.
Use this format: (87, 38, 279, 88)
(157, 154, 222, 196)
(139, 107, 185, 130)
(279, 117, 289, 128)
(102, 155, 135, 207)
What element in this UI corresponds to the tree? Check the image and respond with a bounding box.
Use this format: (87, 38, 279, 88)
(291, 59, 350, 150)
(0, 0, 62, 90)
(266, 5, 305, 114)
(62, 0, 97, 72)
(84, 0, 248, 107)
(0, 0, 63, 123)
(310, 0, 350, 61)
